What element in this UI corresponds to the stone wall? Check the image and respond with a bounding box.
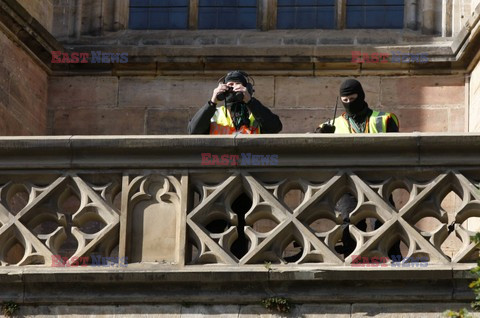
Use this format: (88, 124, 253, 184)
(0, 27, 48, 135)
(15, 0, 53, 32)
(47, 75, 466, 135)
(470, 59, 480, 132)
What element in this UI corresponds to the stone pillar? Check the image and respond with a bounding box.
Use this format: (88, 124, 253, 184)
(52, 0, 76, 39)
(337, 0, 346, 29)
(113, 0, 128, 31)
(452, 0, 472, 35)
(259, 0, 276, 31)
(75, 0, 82, 38)
(421, 0, 436, 34)
(442, 0, 452, 37)
(405, 0, 418, 30)
(469, 62, 480, 132)
(188, 0, 198, 30)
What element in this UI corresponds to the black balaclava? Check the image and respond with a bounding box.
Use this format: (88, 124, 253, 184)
(224, 71, 250, 130)
(339, 79, 368, 117)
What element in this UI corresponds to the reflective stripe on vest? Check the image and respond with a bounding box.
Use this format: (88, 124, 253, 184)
(330, 111, 397, 133)
(209, 105, 260, 135)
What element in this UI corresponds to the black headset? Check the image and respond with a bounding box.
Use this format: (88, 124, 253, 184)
(218, 70, 255, 96)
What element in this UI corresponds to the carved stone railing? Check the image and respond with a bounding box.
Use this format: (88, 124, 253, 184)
(1, 134, 479, 306)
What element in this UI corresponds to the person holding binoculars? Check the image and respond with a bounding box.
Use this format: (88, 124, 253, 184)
(188, 70, 282, 135)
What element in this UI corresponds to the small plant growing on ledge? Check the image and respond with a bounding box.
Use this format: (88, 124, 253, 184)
(1, 301, 19, 317)
(261, 297, 291, 313)
(469, 233, 480, 312)
(264, 261, 272, 272)
(445, 233, 480, 318)
(443, 308, 472, 318)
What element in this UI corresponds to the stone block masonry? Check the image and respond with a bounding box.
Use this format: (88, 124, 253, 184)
(0, 28, 48, 135)
(47, 75, 467, 135)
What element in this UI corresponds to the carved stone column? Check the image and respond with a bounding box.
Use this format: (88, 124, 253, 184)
(421, 0, 436, 34)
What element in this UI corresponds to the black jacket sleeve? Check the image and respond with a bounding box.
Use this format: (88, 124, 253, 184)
(187, 102, 217, 134)
(247, 98, 283, 134)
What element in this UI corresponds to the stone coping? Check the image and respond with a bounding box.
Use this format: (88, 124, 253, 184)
(0, 266, 475, 304)
(0, 264, 475, 280)
(0, 133, 478, 169)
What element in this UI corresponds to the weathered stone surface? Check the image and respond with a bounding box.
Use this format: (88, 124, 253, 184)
(51, 0, 76, 39)
(470, 60, 480, 132)
(274, 76, 380, 109)
(0, 134, 477, 169)
(249, 76, 275, 108)
(240, 304, 351, 317)
(380, 76, 465, 106)
(19, 304, 181, 317)
(180, 305, 239, 317)
(118, 77, 215, 109)
(272, 108, 330, 133)
(14, 303, 480, 317)
(48, 77, 118, 109)
(43, 73, 469, 135)
(130, 175, 181, 263)
(448, 106, 467, 132)
(352, 303, 480, 317)
(146, 109, 192, 135)
(394, 107, 450, 132)
(120, 304, 181, 317)
(16, 0, 54, 32)
(20, 304, 182, 317)
(0, 24, 48, 135)
(51, 107, 145, 135)
(0, 104, 31, 135)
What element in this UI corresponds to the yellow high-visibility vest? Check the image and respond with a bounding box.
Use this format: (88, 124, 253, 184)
(209, 106, 260, 135)
(328, 111, 399, 133)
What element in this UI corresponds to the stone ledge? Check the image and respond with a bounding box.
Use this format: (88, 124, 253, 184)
(65, 29, 452, 47)
(0, 267, 474, 304)
(0, 134, 479, 169)
(7, 303, 480, 318)
(2, 0, 479, 75)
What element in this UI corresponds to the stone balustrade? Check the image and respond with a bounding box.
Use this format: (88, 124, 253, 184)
(0, 134, 479, 311)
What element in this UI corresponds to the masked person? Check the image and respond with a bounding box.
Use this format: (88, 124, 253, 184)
(317, 78, 399, 133)
(316, 78, 401, 259)
(187, 71, 282, 135)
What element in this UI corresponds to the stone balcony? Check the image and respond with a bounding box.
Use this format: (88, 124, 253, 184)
(1, 134, 480, 316)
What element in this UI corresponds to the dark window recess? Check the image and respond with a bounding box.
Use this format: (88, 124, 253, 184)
(277, 0, 335, 29)
(346, 0, 404, 29)
(198, 0, 257, 29)
(129, 0, 189, 30)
